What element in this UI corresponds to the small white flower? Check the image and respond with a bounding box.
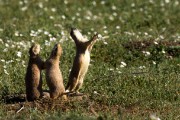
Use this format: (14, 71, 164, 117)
(50, 16, 54, 19)
(174, 1, 179, 6)
(150, 114, 161, 120)
(21, 6, 28, 11)
(139, 66, 146, 69)
(154, 41, 158, 45)
(101, 1, 105, 5)
(92, 1, 96, 6)
(116, 26, 120, 29)
(38, 29, 42, 33)
(112, 5, 117, 10)
(144, 32, 148, 35)
(17, 51, 22, 57)
(159, 35, 164, 39)
(50, 37, 56, 41)
(121, 62, 126, 66)
(4, 69, 9, 75)
(38, 2, 43, 8)
(103, 41, 108, 45)
(131, 3, 135, 7)
(120, 61, 127, 68)
(152, 61, 156, 65)
(104, 30, 108, 34)
(15, 31, 19, 36)
(109, 16, 114, 21)
(3, 48, 8, 52)
(165, 0, 170, 4)
(94, 91, 99, 95)
(44, 31, 49, 35)
(5, 43, 9, 47)
(98, 34, 102, 38)
(113, 12, 117, 16)
(162, 50, 165, 54)
(62, 15, 66, 19)
(51, 8, 56, 12)
(108, 68, 114, 71)
(1, 59, 5, 62)
(142, 51, 151, 56)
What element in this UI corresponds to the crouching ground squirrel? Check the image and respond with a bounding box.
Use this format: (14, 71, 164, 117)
(45, 43, 67, 99)
(65, 28, 98, 94)
(25, 43, 44, 101)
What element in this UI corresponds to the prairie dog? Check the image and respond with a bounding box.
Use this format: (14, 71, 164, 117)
(25, 43, 44, 101)
(45, 44, 66, 99)
(65, 28, 98, 93)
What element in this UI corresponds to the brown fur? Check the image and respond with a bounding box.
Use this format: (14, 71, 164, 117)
(45, 44, 66, 99)
(65, 28, 98, 93)
(25, 43, 44, 101)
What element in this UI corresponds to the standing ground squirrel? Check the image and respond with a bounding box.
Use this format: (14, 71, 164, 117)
(25, 43, 44, 101)
(45, 43, 67, 99)
(65, 28, 98, 94)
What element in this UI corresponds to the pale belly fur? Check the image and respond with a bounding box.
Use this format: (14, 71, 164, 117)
(78, 50, 90, 83)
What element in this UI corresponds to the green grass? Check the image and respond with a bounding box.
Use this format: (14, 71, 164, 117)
(0, 0, 180, 119)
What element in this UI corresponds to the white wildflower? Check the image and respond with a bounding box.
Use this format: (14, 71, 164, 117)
(142, 51, 150, 56)
(51, 8, 56, 12)
(1, 59, 5, 62)
(116, 26, 120, 29)
(50, 16, 54, 19)
(131, 3, 135, 7)
(154, 41, 158, 45)
(112, 5, 117, 10)
(139, 66, 146, 69)
(97, 34, 102, 38)
(5, 43, 9, 47)
(103, 41, 108, 45)
(149, 0, 154, 3)
(101, 1, 105, 5)
(94, 91, 99, 95)
(108, 68, 114, 71)
(109, 16, 114, 21)
(3, 48, 8, 52)
(152, 61, 156, 65)
(144, 32, 148, 35)
(64, 0, 68, 4)
(162, 50, 165, 54)
(4, 69, 9, 75)
(165, 0, 170, 4)
(21, 6, 28, 11)
(159, 35, 164, 39)
(120, 61, 127, 68)
(62, 15, 66, 19)
(150, 114, 161, 120)
(113, 12, 117, 16)
(92, 1, 96, 6)
(38, 2, 43, 8)
(44, 31, 49, 35)
(104, 30, 108, 34)
(17, 51, 22, 57)
(174, 1, 179, 6)
(50, 37, 56, 41)
(15, 31, 19, 36)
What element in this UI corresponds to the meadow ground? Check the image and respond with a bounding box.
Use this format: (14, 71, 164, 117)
(0, 0, 179, 119)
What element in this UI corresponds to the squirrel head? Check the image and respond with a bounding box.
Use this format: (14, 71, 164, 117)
(50, 43, 62, 57)
(70, 28, 88, 43)
(29, 43, 40, 56)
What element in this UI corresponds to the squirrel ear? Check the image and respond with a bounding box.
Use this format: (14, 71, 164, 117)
(32, 44, 40, 55)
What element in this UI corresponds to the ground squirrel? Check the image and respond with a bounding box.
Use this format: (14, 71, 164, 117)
(65, 28, 98, 94)
(25, 43, 44, 101)
(45, 43, 66, 99)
